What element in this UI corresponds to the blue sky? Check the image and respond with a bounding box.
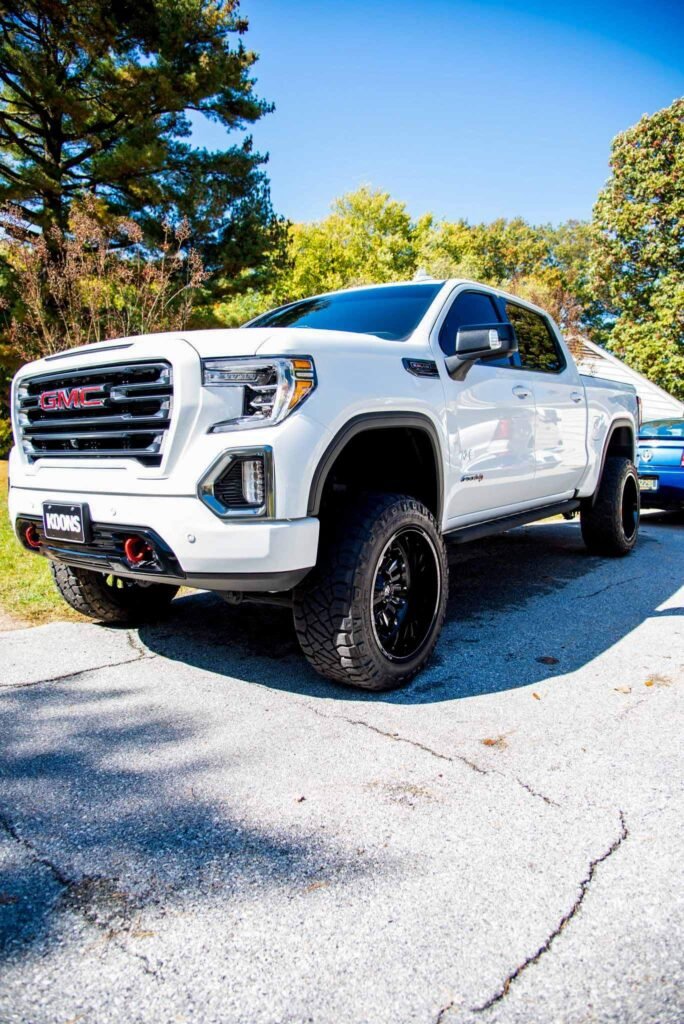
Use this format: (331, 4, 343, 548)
(191, 0, 684, 226)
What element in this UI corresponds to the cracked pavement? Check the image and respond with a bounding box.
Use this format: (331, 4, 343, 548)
(1, 512, 683, 1024)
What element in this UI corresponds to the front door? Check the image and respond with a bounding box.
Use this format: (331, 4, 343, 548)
(438, 289, 538, 523)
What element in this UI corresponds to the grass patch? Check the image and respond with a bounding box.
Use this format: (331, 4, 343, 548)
(0, 460, 82, 626)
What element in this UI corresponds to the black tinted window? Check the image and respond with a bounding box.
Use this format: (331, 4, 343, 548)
(246, 284, 443, 341)
(506, 303, 563, 373)
(439, 291, 501, 356)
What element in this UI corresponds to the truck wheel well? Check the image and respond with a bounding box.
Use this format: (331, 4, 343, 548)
(605, 425, 634, 461)
(310, 424, 442, 521)
(584, 421, 636, 509)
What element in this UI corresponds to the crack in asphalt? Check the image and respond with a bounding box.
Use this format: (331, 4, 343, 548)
(0, 809, 162, 982)
(579, 575, 642, 600)
(126, 629, 151, 658)
(2, 639, 155, 690)
(435, 999, 457, 1023)
(307, 706, 559, 809)
(308, 706, 487, 775)
(515, 778, 559, 807)
(470, 810, 629, 1015)
(0, 810, 71, 887)
(344, 717, 488, 774)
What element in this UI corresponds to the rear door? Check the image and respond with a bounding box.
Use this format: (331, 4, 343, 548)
(439, 289, 538, 521)
(504, 302, 587, 500)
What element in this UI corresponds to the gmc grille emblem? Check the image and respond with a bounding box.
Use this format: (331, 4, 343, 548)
(39, 386, 106, 411)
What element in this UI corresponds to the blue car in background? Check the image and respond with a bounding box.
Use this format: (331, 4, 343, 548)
(637, 418, 684, 510)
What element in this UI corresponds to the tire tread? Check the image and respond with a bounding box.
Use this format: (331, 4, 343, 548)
(580, 456, 639, 557)
(293, 493, 447, 690)
(50, 563, 177, 623)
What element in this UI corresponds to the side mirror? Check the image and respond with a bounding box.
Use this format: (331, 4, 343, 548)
(444, 322, 517, 380)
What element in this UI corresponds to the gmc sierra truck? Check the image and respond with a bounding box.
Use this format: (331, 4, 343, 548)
(8, 280, 641, 690)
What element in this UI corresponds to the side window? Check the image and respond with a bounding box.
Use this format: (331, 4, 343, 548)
(439, 291, 502, 357)
(506, 303, 565, 373)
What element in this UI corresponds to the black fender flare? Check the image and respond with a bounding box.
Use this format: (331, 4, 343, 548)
(588, 417, 636, 505)
(307, 412, 445, 520)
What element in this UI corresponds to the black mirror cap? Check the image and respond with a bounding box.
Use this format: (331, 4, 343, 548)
(445, 323, 517, 380)
(455, 322, 516, 356)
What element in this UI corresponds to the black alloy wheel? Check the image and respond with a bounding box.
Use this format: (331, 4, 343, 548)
(371, 527, 441, 662)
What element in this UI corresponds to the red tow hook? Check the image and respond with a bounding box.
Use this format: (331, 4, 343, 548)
(123, 535, 154, 566)
(24, 524, 41, 549)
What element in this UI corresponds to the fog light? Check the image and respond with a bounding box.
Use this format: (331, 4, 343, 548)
(242, 458, 265, 505)
(197, 447, 274, 519)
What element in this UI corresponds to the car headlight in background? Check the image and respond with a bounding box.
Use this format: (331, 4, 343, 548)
(202, 356, 316, 431)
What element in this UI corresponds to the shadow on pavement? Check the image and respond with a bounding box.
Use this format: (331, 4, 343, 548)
(0, 513, 680, 969)
(0, 678, 376, 963)
(138, 516, 683, 705)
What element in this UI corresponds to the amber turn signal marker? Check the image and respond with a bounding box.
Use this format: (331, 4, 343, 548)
(290, 378, 314, 409)
(292, 357, 313, 372)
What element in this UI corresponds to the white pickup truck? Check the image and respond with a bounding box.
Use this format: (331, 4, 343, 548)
(9, 279, 640, 690)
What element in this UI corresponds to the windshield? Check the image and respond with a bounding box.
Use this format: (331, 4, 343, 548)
(640, 419, 684, 439)
(245, 284, 444, 340)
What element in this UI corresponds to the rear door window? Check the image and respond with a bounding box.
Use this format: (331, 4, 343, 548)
(505, 303, 565, 373)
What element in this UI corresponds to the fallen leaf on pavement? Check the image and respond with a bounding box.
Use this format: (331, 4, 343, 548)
(304, 880, 328, 894)
(481, 735, 508, 750)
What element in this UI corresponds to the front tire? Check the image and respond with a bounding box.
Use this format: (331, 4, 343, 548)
(580, 456, 640, 556)
(50, 563, 179, 623)
(293, 493, 448, 690)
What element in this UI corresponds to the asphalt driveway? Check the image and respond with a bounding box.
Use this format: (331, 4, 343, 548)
(1, 512, 683, 1024)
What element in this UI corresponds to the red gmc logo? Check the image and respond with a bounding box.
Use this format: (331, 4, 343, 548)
(39, 386, 106, 411)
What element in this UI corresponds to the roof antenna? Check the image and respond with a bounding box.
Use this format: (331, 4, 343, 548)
(413, 268, 433, 282)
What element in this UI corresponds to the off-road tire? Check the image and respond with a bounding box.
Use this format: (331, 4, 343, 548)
(580, 456, 640, 557)
(293, 493, 448, 690)
(50, 563, 178, 623)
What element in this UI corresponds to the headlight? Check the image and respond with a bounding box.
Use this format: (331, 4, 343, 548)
(202, 356, 316, 431)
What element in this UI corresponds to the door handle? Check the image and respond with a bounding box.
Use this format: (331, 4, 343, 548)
(512, 385, 531, 399)
(570, 391, 584, 404)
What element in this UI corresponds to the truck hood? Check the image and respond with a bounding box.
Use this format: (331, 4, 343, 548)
(183, 326, 397, 359)
(16, 326, 397, 380)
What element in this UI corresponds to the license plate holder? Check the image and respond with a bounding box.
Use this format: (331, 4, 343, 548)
(42, 502, 90, 544)
(639, 477, 659, 492)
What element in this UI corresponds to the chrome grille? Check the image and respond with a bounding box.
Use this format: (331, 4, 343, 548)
(17, 361, 173, 466)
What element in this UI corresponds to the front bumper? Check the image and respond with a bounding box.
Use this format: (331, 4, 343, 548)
(9, 486, 320, 592)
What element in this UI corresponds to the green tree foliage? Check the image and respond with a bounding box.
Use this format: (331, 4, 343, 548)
(286, 187, 416, 296)
(3, 195, 206, 360)
(591, 97, 684, 398)
(214, 187, 417, 324)
(0, 0, 280, 283)
(217, 187, 595, 335)
(0, 341, 18, 455)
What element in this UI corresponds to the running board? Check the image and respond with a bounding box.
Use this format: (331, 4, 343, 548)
(443, 499, 580, 545)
